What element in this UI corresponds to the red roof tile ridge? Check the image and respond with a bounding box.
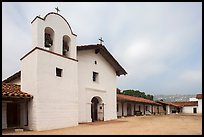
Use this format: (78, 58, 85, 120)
(2, 82, 33, 99)
(117, 94, 160, 105)
(196, 93, 202, 99)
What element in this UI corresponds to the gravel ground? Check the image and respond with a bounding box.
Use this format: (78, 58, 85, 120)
(2, 114, 202, 135)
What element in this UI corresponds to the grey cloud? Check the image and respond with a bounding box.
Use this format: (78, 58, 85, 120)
(2, 2, 202, 95)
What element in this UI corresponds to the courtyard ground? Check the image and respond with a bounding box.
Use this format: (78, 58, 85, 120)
(2, 114, 202, 135)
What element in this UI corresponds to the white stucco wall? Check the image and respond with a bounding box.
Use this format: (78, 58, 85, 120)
(169, 106, 177, 113)
(21, 48, 78, 131)
(189, 98, 198, 101)
(117, 102, 122, 116)
(20, 102, 28, 129)
(145, 105, 152, 114)
(131, 103, 134, 115)
(32, 13, 77, 60)
(21, 49, 38, 131)
(78, 50, 117, 123)
(134, 103, 142, 113)
(117, 102, 153, 117)
(166, 105, 170, 114)
(123, 103, 128, 116)
(197, 99, 202, 114)
(182, 106, 198, 113)
(20, 12, 79, 131)
(158, 106, 165, 114)
(153, 105, 158, 114)
(2, 102, 7, 129)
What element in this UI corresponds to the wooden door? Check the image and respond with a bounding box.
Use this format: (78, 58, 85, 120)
(7, 103, 20, 127)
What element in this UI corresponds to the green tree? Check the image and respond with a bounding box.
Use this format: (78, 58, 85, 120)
(146, 94, 154, 100)
(121, 89, 154, 100)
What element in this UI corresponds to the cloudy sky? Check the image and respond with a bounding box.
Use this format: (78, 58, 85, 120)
(2, 2, 202, 95)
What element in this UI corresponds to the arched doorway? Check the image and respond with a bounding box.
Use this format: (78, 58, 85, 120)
(91, 96, 104, 122)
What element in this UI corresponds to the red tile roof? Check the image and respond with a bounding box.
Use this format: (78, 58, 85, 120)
(156, 100, 198, 107)
(169, 101, 198, 107)
(117, 94, 161, 105)
(2, 82, 33, 99)
(155, 100, 181, 107)
(196, 94, 202, 99)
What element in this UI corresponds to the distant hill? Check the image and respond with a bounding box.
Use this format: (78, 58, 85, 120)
(153, 94, 195, 102)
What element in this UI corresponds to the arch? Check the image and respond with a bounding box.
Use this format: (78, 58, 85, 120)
(44, 27, 54, 51)
(91, 96, 104, 122)
(31, 12, 77, 36)
(62, 35, 70, 57)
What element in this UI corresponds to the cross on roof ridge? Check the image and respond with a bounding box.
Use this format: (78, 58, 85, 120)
(55, 7, 60, 13)
(99, 37, 104, 45)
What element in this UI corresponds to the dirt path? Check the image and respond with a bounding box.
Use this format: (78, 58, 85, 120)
(2, 114, 202, 135)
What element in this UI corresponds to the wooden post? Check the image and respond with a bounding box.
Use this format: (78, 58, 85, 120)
(151, 105, 153, 115)
(144, 104, 145, 115)
(102, 103, 104, 121)
(134, 103, 136, 116)
(26, 101, 29, 126)
(121, 102, 124, 118)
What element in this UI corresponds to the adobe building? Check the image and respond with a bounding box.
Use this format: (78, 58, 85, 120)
(2, 11, 127, 131)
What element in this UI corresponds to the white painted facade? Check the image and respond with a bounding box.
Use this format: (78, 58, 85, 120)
(21, 48, 78, 131)
(197, 99, 202, 114)
(189, 98, 198, 101)
(165, 105, 178, 114)
(2, 12, 125, 131)
(189, 95, 202, 114)
(182, 106, 198, 114)
(31, 13, 77, 59)
(21, 12, 79, 131)
(78, 50, 117, 122)
(117, 101, 158, 117)
(166, 105, 170, 114)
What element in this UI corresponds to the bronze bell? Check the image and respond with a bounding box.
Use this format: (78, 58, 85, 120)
(45, 33, 53, 47)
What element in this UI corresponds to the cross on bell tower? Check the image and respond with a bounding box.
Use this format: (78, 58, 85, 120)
(99, 37, 104, 45)
(55, 7, 60, 13)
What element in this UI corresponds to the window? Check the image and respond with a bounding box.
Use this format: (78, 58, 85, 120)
(93, 72, 98, 82)
(56, 67, 63, 77)
(94, 61, 97, 64)
(146, 106, 148, 111)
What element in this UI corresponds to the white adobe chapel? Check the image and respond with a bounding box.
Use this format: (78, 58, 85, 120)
(2, 12, 127, 131)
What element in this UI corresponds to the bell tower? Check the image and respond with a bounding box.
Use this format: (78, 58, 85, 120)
(31, 12, 77, 60)
(21, 12, 79, 131)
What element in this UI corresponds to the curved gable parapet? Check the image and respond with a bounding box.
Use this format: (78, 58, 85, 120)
(31, 12, 77, 36)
